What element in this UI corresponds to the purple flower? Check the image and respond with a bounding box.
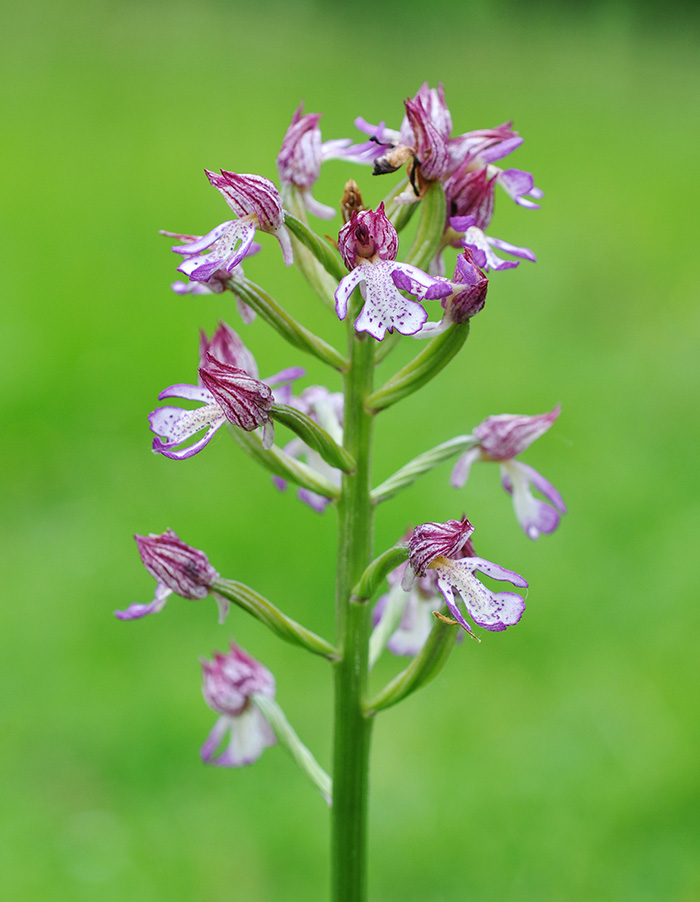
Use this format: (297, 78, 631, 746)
(446, 121, 542, 220)
(404, 517, 528, 637)
(171, 172, 292, 278)
(273, 385, 344, 513)
(451, 407, 566, 540)
(149, 324, 304, 459)
(276, 104, 384, 219)
(414, 250, 488, 338)
(200, 644, 277, 767)
(450, 216, 536, 271)
(334, 204, 451, 340)
(115, 529, 222, 621)
(358, 83, 453, 194)
(161, 229, 259, 321)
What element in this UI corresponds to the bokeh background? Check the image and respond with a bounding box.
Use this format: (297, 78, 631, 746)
(2, 1, 699, 899)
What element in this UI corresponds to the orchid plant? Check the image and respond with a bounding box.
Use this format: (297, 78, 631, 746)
(118, 84, 565, 902)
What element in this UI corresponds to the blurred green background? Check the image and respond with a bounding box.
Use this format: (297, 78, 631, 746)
(2, 0, 699, 899)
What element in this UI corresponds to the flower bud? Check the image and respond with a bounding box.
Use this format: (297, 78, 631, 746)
(276, 105, 323, 188)
(444, 250, 488, 323)
(200, 644, 277, 768)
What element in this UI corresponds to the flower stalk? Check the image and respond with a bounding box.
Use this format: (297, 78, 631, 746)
(331, 291, 376, 902)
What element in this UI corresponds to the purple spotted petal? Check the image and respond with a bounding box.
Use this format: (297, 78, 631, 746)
(436, 562, 526, 632)
(497, 168, 542, 209)
(517, 461, 567, 514)
(171, 221, 235, 256)
(354, 261, 428, 340)
(436, 578, 474, 634)
(488, 235, 537, 264)
(149, 402, 226, 460)
(334, 266, 364, 321)
(459, 555, 529, 589)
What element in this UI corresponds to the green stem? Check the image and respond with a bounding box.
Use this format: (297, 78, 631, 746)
(331, 297, 375, 902)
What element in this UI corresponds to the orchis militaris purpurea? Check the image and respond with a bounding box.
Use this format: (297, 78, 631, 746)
(115, 529, 225, 622)
(148, 322, 304, 459)
(335, 203, 452, 340)
(200, 644, 277, 768)
(452, 407, 567, 539)
(403, 516, 528, 637)
(121, 81, 565, 902)
(276, 104, 384, 219)
(171, 171, 293, 286)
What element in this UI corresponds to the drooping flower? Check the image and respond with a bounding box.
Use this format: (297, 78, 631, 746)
(403, 517, 528, 637)
(276, 104, 384, 219)
(171, 172, 292, 280)
(200, 644, 277, 767)
(334, 204, 451, 340)
(115, 529, 224, 621)
(149, 323, 304, 460)
(273, 385, 344, 513)
(451, 407, 566, 539)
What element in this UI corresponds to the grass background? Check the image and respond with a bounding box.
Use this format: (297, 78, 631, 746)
(2, 1, 699, 899)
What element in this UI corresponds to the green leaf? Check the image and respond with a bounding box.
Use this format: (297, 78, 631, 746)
(366, 322, 469, 412)
(212, 578, 338, 659)
(283, 191, 341, 309)
(272, 403, 356, 473)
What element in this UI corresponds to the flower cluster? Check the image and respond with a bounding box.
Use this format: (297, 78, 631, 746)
(118, 84, 565, 804)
